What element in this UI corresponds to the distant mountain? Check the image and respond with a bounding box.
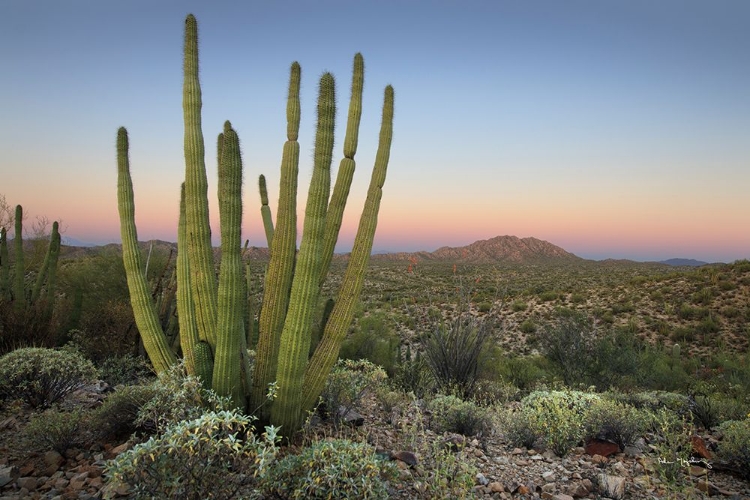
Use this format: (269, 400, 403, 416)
(659, 258, 708, 267)
(372, 235, 582, 264)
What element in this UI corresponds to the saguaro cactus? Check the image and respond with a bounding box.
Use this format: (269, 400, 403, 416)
(116, 14, 394, 435)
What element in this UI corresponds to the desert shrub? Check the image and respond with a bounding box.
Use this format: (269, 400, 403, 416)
(0, 347, 98, 408)
(424, 440, 477, 499)
(339, 312, 400, 375)
(635, 346, 692, 391)
(518, 319, 536, 334)
(422, 306, 492, 399)
(538, 312, 597, 386)
(69, 299, 141, 361)
(511, 300, 527, 312)
(716, 419, 750, 479)
(23, 408, 85, 454)
(0, 297, 64, 354)
(588, 329, 643, 390)
(501, 355, 551, 394)
(321, 359, 386, 425)
(649, 408, 692, 487)
(583, 398, 650, 450)
(135, 361, 232, 434)
(390, 351, 434, 398)
(427, 394, 493, 436)
(98, 353, 153, 386)
(612, 390, 691, 417)
(90, 384, 159, 439)
(106, 410, 278, 500)
(538, 290, 558, 302)
(506, 390, 600, 456)
(262, 438, 395, 499)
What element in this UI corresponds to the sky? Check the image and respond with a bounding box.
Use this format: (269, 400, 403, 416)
(1, 1, 749, 263)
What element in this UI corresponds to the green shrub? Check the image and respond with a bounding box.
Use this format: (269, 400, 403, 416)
(612, 390, 691, 416)
(538, 290, 558, 302)
(340, 312, 399, 375)
(321, 359, 386, 425)
(135, 361, 232, 434)
(511, 300, 527, 312)
(90, 384, 158, 439)
(649, 408, 692, 488)
(716, 418, 750, 479)
(391, 350, 434, 398)
(538, 313, 596, 386)
(0, 347, 98, 408)
(422, 308, 492, 399)
(427, 394, 493, 436)
(519, 319, 536, 334)
(262, 438, 395, 499)
(106, 410, 278, 500)
(23, 408, 85, 454)
(98, 353, 153, 386)
(507, 390, 600, 456)
(583, 398, 650, 450)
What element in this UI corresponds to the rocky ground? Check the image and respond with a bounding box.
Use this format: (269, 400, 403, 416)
(1, 387, 748, 499)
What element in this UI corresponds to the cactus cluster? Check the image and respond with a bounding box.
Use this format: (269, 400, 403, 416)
(117, 14, 394, 435)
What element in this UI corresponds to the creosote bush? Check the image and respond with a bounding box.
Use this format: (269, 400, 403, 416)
(426, 394, 493, 436)
(582, 398, 650, 450)
(23, 408, 85, 454)
(90, 384, 159, 439)
(261, 438, 395, 499)
(0, 347, 98, 408)
(505, 390, 600, 456)
(321, 359, 386, 425)
(106, 410, 278, 500)
(716, 418, 750, 479)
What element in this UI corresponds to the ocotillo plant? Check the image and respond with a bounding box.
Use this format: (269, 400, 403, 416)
(116, 14, 394, 435)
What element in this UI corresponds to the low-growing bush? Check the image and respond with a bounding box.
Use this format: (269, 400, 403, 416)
(90, 384, 158, 439)
(321, 359, 386, 425)
(340, 312, 400, 375)
(716, 418, 750, 479)
(538, 313, 597, 387)
(390, 351, 434, 398)
(106, 410, 278, 500)
(262, 438, 395, 499)
(97, 353, 153, 386)
(0, 347, 98, 408)
(583, 398, 650, 450)
(134, 361, 232, 434)
(23, 408, 85, 454)
(611, 390, 691, 416)
(427, 394, 493, 436)
(505, 390, 600, 456)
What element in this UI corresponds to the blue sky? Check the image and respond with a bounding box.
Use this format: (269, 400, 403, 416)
(1, 0, 749, 262)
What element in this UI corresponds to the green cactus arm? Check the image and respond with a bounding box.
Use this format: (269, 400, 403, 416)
(251, 61, 301, 415)
(31, 220, 58, 303)
(1, 228, 11, 301)
(116, 127, 177, 373)
(176, 183, 201, 377)
(271, 72, 336, 434)
(12, 205, 25, 310)
(259, 174, 274, 251)
(302, 85, 394, 412)
(183, 14, 218, 348)
(43, 222, 61, 317)
(212, 121, 246, 408)
(319, 53, 364, 286)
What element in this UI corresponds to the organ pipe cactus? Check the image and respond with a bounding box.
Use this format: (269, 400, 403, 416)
(116, 14, 394, 435)
(13, 206, 24, 311)
(258, 175, 274, 251)
(0, 228, 9, 301)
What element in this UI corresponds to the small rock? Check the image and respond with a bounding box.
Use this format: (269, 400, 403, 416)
(590, 454, 608, 466)
(390, 450, 418, 467)
(585, 439, 619, 458)
(542, 482, 556, 493)
(542, 470, 556, 482)
(597, 473, 625, 500)
(569, 480, 591, 498)
(488, 481, 504, 493)
(493, 455, 509, 465)
(17, 477, 38, 490)
(530, 454, 544, 461)
(511, 447, 525, 455)
(689, 465, 707, 477)
(109, 443, 129, 456)
(475, 472, 489, 486)
(0, 466, 17, 488)
(45, 450, 65, 468)
(690, 435, 712, 460)
(554, 495, 575, 500)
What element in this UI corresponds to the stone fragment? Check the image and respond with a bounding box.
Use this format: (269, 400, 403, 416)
(488, 481, 504, 493)
(597, 473, 625, 500)
(390, 450, 418, 467)
(690, 435, 712, 460)
(585, 439, 619, 458)
(475, 472, 489, 486)
(17, 477, 38, 490)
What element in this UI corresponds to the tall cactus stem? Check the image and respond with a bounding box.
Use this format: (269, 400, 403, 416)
(116, 127, 177, 373)
(176, 183, 201, 376)
(251, 62, 301, 416)
(31, 221, 59, 303)
(183, 13, 218, 348)
(0, 228, 10, 301)
(12, 205, 25, 311)
(272, 72, 336, 434)
(302, 85, 394, 412)
(259, 175, 274, 251)
(319, 54, 364, 285)
(43, 222, 61, 317)
(212, 121, 246, 408)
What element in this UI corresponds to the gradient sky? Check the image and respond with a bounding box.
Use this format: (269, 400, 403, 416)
(1, 1, 748, 262)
